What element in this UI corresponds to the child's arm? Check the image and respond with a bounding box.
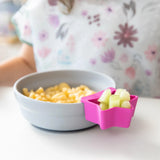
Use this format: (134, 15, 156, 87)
(0, 44, 36, 86)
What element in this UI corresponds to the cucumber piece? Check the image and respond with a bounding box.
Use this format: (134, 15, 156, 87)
(121, 101, 131, 108)
(99, 102, 108, 110)
(109, 95, 120, 108)
(115, 88, 126, 95)
(120, 90, 130, 102)
(98, 89, 111, 105)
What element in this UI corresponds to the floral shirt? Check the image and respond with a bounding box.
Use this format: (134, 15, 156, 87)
(12, 0, 160, 97)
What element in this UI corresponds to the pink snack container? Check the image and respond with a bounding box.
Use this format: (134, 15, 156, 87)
(81, 87, 138, 130)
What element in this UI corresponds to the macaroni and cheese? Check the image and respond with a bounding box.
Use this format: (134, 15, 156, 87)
(23, 82, 95, 103)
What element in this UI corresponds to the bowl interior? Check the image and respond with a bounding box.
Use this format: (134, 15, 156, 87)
(15, 70, 116, 95)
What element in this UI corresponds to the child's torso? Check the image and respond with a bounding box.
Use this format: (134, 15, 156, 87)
(26, 0, 160, 97)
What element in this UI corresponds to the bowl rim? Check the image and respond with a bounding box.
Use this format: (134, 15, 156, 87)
(13, 69, 116, 105)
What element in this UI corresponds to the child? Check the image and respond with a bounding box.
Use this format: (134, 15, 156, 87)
(0, 0, 160, 98)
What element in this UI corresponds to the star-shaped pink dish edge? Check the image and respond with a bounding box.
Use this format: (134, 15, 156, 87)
(81, 87, 138, 130)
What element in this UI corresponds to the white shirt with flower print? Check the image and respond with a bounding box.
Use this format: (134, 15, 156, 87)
(12, 0, 160, 97)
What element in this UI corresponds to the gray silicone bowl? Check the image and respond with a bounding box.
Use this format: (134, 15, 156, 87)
(14, 70, 116, 131)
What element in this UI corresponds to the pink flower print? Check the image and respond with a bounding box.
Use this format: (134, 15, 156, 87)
(48, 0, 57, 6)
(155, 96, 160, 99)
(125, 66, 136, 79)
(49, 14, 60, 28)
(66, 36, 75, 52)
(92, 31, 107, 48)
(90, 58, 96, 65)
(119, 53, 128, 63)
(124, 83, 131, 93)
(101, 48, 115, 63)
(144, 45, 157, 62)
(106, 7, 113, 14)
(23, 24, 31, 36)
(114, 23, 138, 48)
(38, 48, 51, 58)
(39, 31, 49, 41)
(145, 70, 152, 76)
(82, 10, 88, 16)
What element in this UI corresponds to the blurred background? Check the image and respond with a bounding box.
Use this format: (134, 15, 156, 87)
(0, 0, 26, 62)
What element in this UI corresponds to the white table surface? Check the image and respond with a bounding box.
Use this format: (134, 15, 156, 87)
(0, 87, 160, 160)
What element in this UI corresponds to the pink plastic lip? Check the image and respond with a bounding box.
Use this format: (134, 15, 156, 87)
(81, 87, 138, 130)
